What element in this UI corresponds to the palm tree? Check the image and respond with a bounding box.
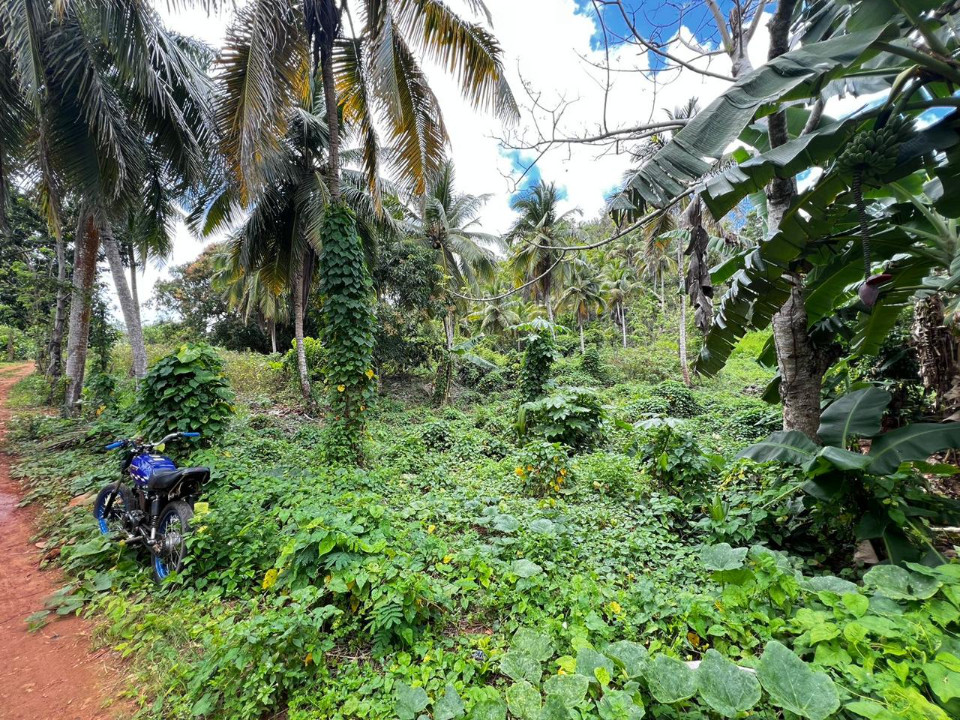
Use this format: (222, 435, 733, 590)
(507, 181, 579, 328)
(469, 278, 520, 344)
(0, 0, 213, 413)
(601, 260, 641, 349)
(408, 159, 501, 403)
(559, 259, 604, 353)
(214, 255, 291, 354)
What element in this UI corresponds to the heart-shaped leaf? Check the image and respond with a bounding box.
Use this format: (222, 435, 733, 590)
(757, 641, 839, 720)
(696, 649, 761, 717)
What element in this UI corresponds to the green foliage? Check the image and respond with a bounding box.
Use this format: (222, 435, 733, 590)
(632, 419, 717, 499)
(518, 321, 556, 403)
(319, 205, 377, 462)
(137, 343, 235, 441)
(279, 336, 325, 384)
(579, 345, 606, 382)
(82, 372, 119, 414)
(520, 386, 606, 451)
(514, 439, 572, 496)
(652, 380, 701, 418)
(740, 388, 960, 563)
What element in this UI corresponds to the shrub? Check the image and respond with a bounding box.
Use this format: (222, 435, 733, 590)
(280, 337, 325, 384)
(573, 450, 644, 497)
(82, 372, 119, 414)
(653, 379, 701, 417)
(138, 343, 235, 442)
(519, 386, 606, 451)
(514, 439, 571, 496)
(631, 418, 717, 499)
(579, 345, 606, 382)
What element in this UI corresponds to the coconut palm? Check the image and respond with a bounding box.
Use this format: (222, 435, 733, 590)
(506, 181, 579, 327)
(407, 159, 501, 403)
(0, 0, 213, 412)
(214, 255, 291, 355)
(469, 278, 520, 344)
(601, 260, 641, 349)
(559, 259, 604, 353)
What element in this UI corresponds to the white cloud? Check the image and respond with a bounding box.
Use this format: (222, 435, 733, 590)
(119, 1, 774, 324)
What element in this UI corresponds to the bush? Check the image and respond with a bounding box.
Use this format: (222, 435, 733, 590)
(519, 386, 606, 451)
(518, 322, 556, 403)
(138, 343, 235, 442)
(514, 439, 571, 496)
(631, 419, 717, 499)
(82, 372, 119, 414)
(653, 379, 701, 417)
(573, 450, 644, 497)
(579, 345, 606, 382)
(280, 337, 325, 384)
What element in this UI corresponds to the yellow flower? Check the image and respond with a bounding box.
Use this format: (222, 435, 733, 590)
(423, 653, 431, 662)
(337, 384, 345, 392)
(304, 652, 313, 665)
(515, 467, 525, 477)
(261, 568, 279, 590)
(527, 465, 534, 472)
(427, 524, 436, 534)
(442, 554, 453, 564)
(559, 468, 566, 476)
(609, 601, 622, 615)
(365, 368, 375, 379)
(557, 668, 567, 675)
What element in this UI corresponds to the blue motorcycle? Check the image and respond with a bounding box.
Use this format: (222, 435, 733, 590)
(93, 431, 209, 582)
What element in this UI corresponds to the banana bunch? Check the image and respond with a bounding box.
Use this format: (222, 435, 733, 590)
(838, 116, 913, 183)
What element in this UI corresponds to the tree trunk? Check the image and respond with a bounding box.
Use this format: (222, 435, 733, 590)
(579, 317, 585, 354)
(269, 319, 278, 355)
(291, 263, 311, 401)
(620, 302, 628, 349)
(764, 0, 823, 438)
(912, 294, 960, 420)
(46, 231, 68, 381)
(677, 244, 691, 386)
(319, 31, 340, 202)
(63, 214, 100, 416)
(128, 243, 143, 336)
(6, 329, 13, 362)
(102, 231, 147, 379)
(435, 311, 455, 405)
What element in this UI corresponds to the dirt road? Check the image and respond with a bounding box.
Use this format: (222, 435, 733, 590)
(0, 364, 129, 720)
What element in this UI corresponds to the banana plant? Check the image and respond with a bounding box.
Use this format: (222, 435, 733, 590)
(739, 388, 960, 564)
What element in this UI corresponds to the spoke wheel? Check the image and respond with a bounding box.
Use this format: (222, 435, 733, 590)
(93, 484, 133, 535)
(151, 501, 194, 582)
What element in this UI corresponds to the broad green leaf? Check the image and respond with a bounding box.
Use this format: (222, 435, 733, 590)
(644, 655, 697, 704)
(470, 691, 506, 720)
(543, 673, 589, 706)
(538, 695, 572, 720)
(500, 651, 542, 686)
(842, 593, 869, 618)
(867, 423, 960, 474)
(493, 514, 520, 533)
(700, 543, 747, 572)
(596, 689, 645, 720)
(576, 648, 614, 683)
(923, 660, 960, 703)
(757, 641, 840, 720)
(435, 684, 465, 720)
(803, 575, 858, 596)
(510, 559, 543, 578)
(863, 565, 941, 600)
(505, 681, 541, 720)
(737, 431, 818, 465)
(512, 628, 555, 662)
(818, 388, 890, 447)
(395, 682, 429, 720)
(696, 649, 761, 718)
(604, 641, 649, 678)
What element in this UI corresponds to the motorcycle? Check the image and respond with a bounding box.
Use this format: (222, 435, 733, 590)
(93, 431, 210, 582)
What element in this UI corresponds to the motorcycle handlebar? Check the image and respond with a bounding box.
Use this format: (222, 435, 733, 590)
(104, 431, 200, 451)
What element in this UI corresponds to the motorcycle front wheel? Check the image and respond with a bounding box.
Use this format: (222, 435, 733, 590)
(152, 500, 194, 582)
(93, 483, 134, 535)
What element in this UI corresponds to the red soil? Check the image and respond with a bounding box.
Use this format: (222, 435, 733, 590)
(0, 364, 130, 720)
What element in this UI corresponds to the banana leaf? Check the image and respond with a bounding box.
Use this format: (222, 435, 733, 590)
(817, 387, 891, 447)
(867, 423, 960, 475)
(737, 430, 818, 465)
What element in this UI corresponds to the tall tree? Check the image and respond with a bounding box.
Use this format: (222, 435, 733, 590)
(507, 181, 578, 328)
(559, 259, 603, 353)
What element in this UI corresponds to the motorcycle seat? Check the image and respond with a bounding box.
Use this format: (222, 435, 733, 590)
(147, 466, 211, 491)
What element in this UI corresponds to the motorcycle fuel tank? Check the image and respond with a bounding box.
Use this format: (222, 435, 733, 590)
(129, 453, 177, 488)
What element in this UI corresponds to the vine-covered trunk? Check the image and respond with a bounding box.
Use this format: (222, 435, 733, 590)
(291, 263, 311, 401)
(102, 231, 147, 379)
(63, 214, 100, 416)
(5, 330, 13, 362)
(765, 0, 823, 439)
(912, 294, 960, 420)
(46, 232, 68, 381)
(434, 311, 455, 405)
(677, 244, 691, 387)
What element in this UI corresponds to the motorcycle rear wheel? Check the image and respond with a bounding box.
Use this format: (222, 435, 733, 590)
(93, 483, 134, 535)
(152, 500, 194, 582)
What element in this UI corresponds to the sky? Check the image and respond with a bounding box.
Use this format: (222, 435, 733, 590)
(130, 0, 773, 323)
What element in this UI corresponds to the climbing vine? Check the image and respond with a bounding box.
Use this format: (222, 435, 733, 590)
(318, 205, 376, 462)
(518, 320, 556, 403)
